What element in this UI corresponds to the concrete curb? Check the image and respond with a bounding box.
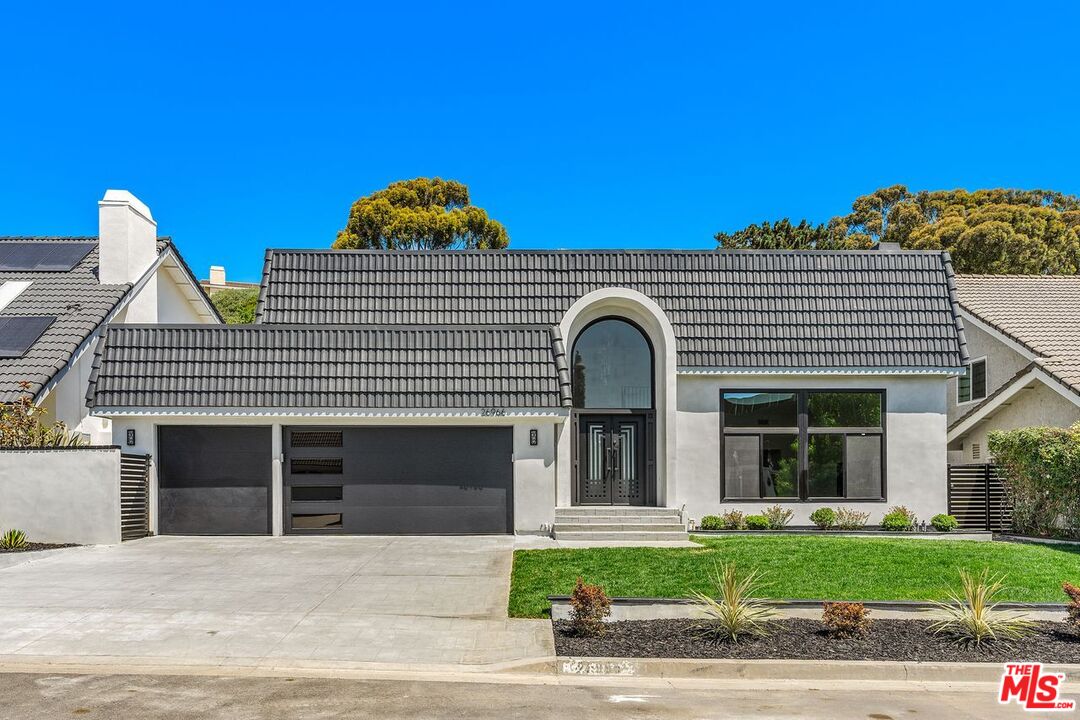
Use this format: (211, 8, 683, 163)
(554, 656, 1080, 683)
(6, 654, 1078, 691)
(691, 530, 993, 541)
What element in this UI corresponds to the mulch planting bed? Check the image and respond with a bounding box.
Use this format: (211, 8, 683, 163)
(0, 542, 77, 554)
(553, 618, 1080, 663)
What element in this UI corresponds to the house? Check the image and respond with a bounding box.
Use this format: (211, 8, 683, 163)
(200, 265, 259, 296)
(947, 275, 1080, 464)
(88, 246, 968, 536)
(0, 191, 220, 443)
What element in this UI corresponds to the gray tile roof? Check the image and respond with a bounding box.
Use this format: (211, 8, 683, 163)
(956, 274, 1080, 395)
(0, 238, 131, 403)
(255, 249, 968, 370)
(0, 236, 219, 404)
(89, 325, 572, 410)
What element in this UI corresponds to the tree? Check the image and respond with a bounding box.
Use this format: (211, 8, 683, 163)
(211, 288, 259, 324)
(333, 178, 509, 250)
(716, 186, 1080, 274)
(715, 219, 868, 250)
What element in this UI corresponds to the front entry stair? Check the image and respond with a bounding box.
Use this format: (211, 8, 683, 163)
(553, 507, 689, 541)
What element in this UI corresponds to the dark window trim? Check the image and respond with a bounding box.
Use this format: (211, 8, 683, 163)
(957, 357, 987, 405)
(720, 389, 887, 503)
(570, 316, 656, 411)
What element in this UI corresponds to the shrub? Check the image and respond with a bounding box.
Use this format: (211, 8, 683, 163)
(0, 382, 86, 448)
(822, 601, 872, 638)
(834, 507, 870, 530)
(762, 505, 793, 529)
(569, 577, 611, 637)
(720, 510, 747, 530)
(931, 514, 959, 532)
(698, 515, 723, 530)
(989, 423, 1080, 537)
(744, 515, 770, 530)
(1063, 582, 1080, 633)
(809, 507, 837, 530)
(880, 506, 917, 532)
(930, 569, 1035, 647)
(690, 562, 775, 643)
(0, 529, 27, 550)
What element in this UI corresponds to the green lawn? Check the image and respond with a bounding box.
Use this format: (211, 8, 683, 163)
(508, 535, 1080, 618)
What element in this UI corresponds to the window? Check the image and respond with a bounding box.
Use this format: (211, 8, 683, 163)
(571, 318, 653, 409)
(290, 486, 343, 502)
(721, 390, 885, 501)
(291, 513, 343, 530)
(957, 359, 987, 403)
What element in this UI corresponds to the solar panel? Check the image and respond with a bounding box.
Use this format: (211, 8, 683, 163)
(0, 242, 95, 272)
(0, 316, 55, 358)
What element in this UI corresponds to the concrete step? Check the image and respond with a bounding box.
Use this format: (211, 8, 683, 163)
(552, 516, 684, 525)
(554, 507, 681, 517)
(553, 530, 691, 541)
(553, 523, 688, 533)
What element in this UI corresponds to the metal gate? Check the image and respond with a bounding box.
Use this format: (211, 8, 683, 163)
(120, 452, 151, 540)
(947, 463, 1012, 531)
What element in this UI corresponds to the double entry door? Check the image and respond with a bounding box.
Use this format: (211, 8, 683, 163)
(576, 414, 649, 505)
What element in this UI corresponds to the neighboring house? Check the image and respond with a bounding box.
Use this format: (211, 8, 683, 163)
(947, 275, 1080, 464)
(200, 265, 259, 296)
(88, 247, 968, 536)
(0, 190, 220, 443)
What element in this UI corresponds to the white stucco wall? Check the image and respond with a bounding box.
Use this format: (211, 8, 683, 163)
(110, 414, 563, 535)
(0, 448, 121, 544)
(675, 374, 950, 526)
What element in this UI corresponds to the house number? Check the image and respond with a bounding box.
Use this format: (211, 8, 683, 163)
(480, 408, 506, 416)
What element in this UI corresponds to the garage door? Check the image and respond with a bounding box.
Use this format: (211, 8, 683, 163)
(157, 426, 272, 535)
(284, 427, 513, 534)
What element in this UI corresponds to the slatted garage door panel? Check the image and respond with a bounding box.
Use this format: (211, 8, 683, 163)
(157, 426, 272, 535)
(285, 426, 513, 534)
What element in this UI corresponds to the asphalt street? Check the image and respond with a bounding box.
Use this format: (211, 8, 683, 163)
(0, 671, 1056, 719)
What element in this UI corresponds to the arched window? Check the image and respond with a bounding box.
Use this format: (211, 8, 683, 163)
(571, 318, 653, 409)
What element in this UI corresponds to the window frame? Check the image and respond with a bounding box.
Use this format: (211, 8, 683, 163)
(956, 357, 987, 405)
(719, 388, 887, 503)
(570, 316, 656, 411)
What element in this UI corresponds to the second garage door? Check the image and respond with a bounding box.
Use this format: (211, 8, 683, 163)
(284, 426, 514, 534)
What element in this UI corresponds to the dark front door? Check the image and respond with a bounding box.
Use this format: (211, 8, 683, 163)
(576, 414, 648, 505)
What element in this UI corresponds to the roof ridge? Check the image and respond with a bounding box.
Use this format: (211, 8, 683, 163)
(263, 247, 948, 256)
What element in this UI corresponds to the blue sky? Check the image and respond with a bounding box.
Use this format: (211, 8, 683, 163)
(2, 2, 1078, 281)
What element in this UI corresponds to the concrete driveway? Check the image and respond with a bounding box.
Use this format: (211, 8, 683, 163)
(0, 536, 552, 670)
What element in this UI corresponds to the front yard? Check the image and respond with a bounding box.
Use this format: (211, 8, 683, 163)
(509, 535, 1080, 617)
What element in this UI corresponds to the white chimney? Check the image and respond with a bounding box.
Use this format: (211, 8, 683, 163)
(209, 265, 226, 286)
(98, 190, 157, 285)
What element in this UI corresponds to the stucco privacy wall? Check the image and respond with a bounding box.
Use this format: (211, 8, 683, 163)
(0, 448, 121, 544)
(675, 374, 949, 526)
(111, 414, 560, 535)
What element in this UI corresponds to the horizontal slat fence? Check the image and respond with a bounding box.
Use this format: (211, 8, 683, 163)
(120, 453, 150, 541)
(947, 463, 1012, 531)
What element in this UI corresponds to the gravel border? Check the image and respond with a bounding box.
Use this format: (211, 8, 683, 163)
(0, 542, 78, 554)
(554, 618, 1080, 663)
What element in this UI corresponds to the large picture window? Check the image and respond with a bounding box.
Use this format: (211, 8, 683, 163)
(721, 390, 885, 501)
